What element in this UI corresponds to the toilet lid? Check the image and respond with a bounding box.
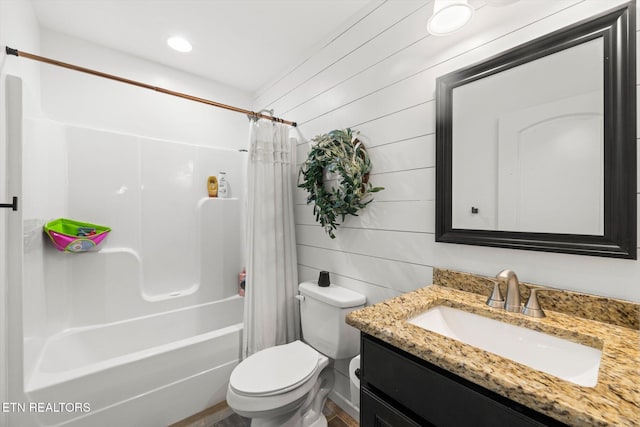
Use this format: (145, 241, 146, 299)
(230, 341, 319, 396)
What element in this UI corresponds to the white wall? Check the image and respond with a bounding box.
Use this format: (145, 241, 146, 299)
(40, 29, 251, 150)
(0, 0, 42, 116)
(255, 0, 640, 410)
(0, 0, 42, 423)
(258, 0, 640, 302)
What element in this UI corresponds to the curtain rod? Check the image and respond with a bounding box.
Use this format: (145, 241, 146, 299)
(4, 46, 297, 127)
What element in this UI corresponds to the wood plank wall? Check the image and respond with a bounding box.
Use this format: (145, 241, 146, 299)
(254, 0, 639, 409)
(261, 0, 639, 302)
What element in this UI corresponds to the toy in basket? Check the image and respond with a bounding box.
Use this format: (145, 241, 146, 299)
(44, 218, 111, 253)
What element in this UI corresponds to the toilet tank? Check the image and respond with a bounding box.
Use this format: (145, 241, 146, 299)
(298, 281, 366, 359)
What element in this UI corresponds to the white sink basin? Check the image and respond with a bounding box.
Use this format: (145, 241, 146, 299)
(408, 305, 601, 387)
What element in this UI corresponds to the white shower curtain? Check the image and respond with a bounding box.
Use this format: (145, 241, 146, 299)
(243, 118, 299, 358)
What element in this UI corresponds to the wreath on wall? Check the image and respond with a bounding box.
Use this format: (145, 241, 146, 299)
(298, 128, 383, 238)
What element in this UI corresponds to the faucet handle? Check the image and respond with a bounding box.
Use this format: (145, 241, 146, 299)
(522, 288, 552, 318)
(486, 279, 505, 308)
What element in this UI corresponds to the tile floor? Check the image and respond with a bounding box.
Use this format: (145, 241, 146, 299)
(170, 399, 358, 427)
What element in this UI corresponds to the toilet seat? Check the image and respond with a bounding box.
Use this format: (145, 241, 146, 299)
(230, 341, 319, 397)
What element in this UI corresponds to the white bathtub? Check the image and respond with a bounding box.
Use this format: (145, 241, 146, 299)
(24, 295, 244, 427)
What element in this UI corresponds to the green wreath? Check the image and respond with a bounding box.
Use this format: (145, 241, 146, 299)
(298, 128, 383, 238)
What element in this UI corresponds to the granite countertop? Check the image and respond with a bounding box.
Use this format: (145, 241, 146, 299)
(346, 282, 640, 426)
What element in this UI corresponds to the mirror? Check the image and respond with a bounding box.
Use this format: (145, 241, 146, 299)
(436, 4, 636, 259)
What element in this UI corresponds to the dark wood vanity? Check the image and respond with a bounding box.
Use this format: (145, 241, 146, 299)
(360, 334, 568, 427)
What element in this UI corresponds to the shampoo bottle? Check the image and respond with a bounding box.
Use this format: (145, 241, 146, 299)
(207, 176, 218, 197)
(218, 172, 228, 198)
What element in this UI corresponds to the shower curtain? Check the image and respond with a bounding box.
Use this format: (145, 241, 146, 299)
(243, 118, 299, 358)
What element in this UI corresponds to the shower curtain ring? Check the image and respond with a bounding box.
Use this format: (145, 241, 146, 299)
(258, 109, 274, 117)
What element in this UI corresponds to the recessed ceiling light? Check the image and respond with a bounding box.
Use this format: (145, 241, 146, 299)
(167, 36, 192, 53)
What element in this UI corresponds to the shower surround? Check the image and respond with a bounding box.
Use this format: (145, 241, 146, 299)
(8, 78, 246, 426)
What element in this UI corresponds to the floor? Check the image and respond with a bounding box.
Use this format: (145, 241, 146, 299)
(170, 399, 358, 427)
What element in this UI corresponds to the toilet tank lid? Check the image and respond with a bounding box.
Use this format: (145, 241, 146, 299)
(299, 282, 366, 308)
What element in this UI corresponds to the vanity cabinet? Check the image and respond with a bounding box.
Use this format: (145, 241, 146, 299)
(360, 334, 568, 427)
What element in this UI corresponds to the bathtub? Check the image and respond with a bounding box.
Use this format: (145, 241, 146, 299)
(24, 295, 244, 427)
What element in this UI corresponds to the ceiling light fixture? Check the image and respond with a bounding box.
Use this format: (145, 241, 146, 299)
(167, 36, 192, 53)
(485, 0, 520, 5)
(427, 0, 474, 36)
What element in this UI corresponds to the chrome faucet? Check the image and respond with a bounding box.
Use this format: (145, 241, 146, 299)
(487, 269, 548, 317)
(496, 269, 521, 313)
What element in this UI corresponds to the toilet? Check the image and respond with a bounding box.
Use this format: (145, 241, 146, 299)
(226, 281, 366, 427)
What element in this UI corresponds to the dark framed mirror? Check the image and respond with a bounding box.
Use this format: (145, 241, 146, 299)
(435, 3, 636, 259)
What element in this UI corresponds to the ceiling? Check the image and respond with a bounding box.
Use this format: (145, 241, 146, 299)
(32, 0, 376, 94)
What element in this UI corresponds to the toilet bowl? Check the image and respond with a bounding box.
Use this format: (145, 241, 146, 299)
(226, 341, 332, 426)
(226, 282, 366, 427)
